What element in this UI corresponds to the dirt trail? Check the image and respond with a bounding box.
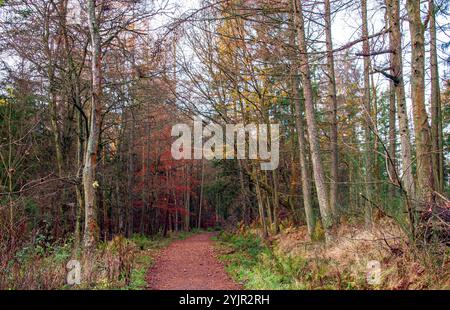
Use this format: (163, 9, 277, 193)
(147, 233, 240, 290)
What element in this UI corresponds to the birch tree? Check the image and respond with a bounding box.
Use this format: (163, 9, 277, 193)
(83, 0, 103, 251)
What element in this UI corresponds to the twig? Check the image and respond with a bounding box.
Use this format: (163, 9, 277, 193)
(360, 193, 395, 220)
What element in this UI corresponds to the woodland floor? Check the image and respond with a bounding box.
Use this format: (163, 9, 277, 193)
(146, 232, 241, 290)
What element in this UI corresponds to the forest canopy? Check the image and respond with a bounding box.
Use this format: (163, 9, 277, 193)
(0, 0, 449, 290)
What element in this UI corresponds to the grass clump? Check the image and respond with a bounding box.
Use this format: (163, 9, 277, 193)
(216, 232, 312, 289)
(215, 231, 365, 290)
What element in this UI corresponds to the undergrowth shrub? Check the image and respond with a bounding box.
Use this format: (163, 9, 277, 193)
(216, 225, 450, 290)
(0, 236, 72, 289)
(0, 232, 192, 290)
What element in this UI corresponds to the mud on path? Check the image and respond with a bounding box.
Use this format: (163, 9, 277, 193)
(147, 232, 240, 290)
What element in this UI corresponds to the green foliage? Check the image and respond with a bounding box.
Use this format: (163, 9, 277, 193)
(121, 235, 155, 290)
(2, 237, 73, 289)
(129, 232, 191, 251)
(205, 160, 241, 219)
(14, 235, 71, 264)
(126, 254, 153, 290)
(217, 232, 292, 289)
(130, 234, 161, 250)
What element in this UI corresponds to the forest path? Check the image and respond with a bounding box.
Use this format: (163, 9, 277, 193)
(147, 232, 240, 290)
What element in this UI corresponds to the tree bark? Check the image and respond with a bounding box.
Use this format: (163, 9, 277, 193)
(74, 105, 84, 252)
(293, 0, 332, 237)
(254, 166, 268, 238)
(272, 170, 280, 234)
(429, 0, 443, 193)
(83, 0, 102, 252)
(385, 0, 415, 199)
(361, 0, 373, 229)
(406, 0, 435, 203)
(291, 62, 315, 237)
(185, 164, 191, 231)
(198, 159, 205, 229)
(324, 0, 339, 220)
(388, 78, 397, 198)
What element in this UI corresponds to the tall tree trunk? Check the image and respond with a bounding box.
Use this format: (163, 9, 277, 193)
(163, 170, 169, 237)
(43, 13, 65, 237)
(238, 160, 248, 224)
(49, 94, 64, 179)
(254, 166, 268, 238)
(126, 112, 134, 238)
(266, 193, 273, 230)
(235, 100, 249, 224)
(324, 0, 339, 220)
(140, 131, 147, 235)
(272, 170, 280, 234)
(57, 3, 84, 249)
(388, 78, 397, 198)
(83, 0, 102, 252)
(185, 164, 191, 231)
(198, 159, 205, 229)
(361, 0, 373, 229)
(7, 97, 15, 248)
(386, 0, 415, 199)
(74, 106, 84, 252)
(371, 76, 382, 204)
(406, 0, 435, 203)
(43, 10, 64, 181)
(429, 0, 443, 193)
(293, 0, 332, 238)
(384, 5, 397, 199)
(291, 64, 315, 237)
(173, 189, 179, 232)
